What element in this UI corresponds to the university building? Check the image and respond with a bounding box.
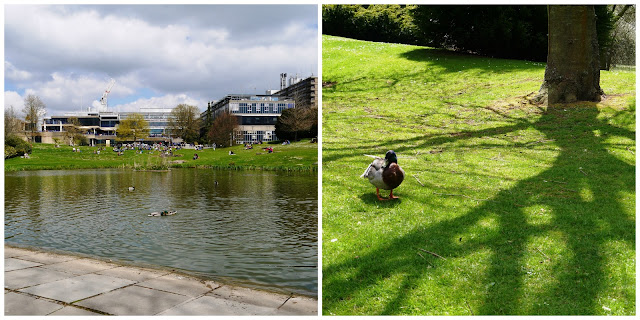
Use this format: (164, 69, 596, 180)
(274, 75, 317, 109)
(200, 74, 317, 145)
(200, 94, 295, 145)
(40, 108, 174, 145)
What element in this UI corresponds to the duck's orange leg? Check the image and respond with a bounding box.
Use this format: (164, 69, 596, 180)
(389, 189, 399, 199)
(376, 188, 389, 201)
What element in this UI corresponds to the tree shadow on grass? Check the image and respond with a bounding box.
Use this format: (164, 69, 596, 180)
(399, 48, 543, 74)
(323, 102, 635, 315)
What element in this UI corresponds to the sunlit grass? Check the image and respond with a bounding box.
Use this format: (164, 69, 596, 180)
(322, 35, 635, 315)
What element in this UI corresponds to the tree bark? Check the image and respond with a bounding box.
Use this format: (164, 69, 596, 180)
(538, 5, 604, 104)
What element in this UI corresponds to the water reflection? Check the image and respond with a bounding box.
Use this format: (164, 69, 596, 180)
(5, 169, 318, 296)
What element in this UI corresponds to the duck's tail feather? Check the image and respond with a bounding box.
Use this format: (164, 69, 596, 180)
(361, 164, 372, 178)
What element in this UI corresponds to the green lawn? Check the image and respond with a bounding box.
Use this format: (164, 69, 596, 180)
(322, 35, 635, 315)
(5, 139, 318, 172)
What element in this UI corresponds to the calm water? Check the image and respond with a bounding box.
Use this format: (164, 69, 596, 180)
(4, 168, 318, 296)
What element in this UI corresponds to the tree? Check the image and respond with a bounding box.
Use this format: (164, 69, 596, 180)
(207, 111, 238, 147)
(168, 104, 201, 144)
(603, 5, 635, 69)
(4, 106, 23, 137)
(22, 94, 46, 143)
(63, 117, 85, 146)
(411, 6, 549, 62)
(275, 107, 318, 141)
(116, 113, 149, 142)
(537, 6, 603, 104)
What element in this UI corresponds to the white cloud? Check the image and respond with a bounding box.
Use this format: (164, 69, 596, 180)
(5, 61, 32, 82)
(111, 94, 206, 113)
(4, 91, 25, 112)
(4, 5, 318, 115)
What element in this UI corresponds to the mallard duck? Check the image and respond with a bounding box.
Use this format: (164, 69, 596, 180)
(148, 210, 177, 217)
(361, 150, 405, 200)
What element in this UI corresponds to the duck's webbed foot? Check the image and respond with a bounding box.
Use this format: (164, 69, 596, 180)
(376, 188, 389, 201)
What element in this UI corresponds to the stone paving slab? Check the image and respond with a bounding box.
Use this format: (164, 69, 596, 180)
(4, 246, 31, 259)
(5, 267, 76, 290)
(4, 245, 318, 315)
(4, 258, 43, 272)
(75, 285, 191, 315)
(209, 285, 290, 308)
(158, 294, 276, 316)
(95, 265, 170, 282)
(49, 306, 103, 316)
(19, 273, 135, 303)
(16, 251, 80, 265)
(279, 296, 319, 315)
(41, 258, 117, 275)
(4, 292, 64, 316)
(136, 274, 213, 297)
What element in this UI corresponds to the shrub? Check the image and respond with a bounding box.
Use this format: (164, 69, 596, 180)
(5, 146, 16, 159)
(5, 135, 32, 159)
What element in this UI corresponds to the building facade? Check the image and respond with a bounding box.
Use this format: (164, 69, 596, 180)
(41, 108, 174, 145)
(200, 94, 295, 145)
(275, 75, 317, 109)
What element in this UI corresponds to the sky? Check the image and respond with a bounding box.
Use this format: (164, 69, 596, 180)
(4, 4, 318, 116)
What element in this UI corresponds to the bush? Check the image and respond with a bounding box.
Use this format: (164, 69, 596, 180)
(5, 135, 32, 159)
(323, 5, 420, 45)
(5, 146, 16, 159)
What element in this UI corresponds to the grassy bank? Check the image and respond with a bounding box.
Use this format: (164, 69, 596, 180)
(5, 139, 318, 172)
(322, 35, 635, 315)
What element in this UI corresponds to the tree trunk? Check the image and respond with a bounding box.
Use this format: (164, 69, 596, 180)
(538, 5, 604, 104)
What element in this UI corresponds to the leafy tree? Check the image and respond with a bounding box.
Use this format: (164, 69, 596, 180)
(116, 113, 149, 142)
(22, 94, 46, 143)
(411, 6, 549, 61)
(323, 5, 419, 45)
(603, 5, 635, 69)
(168, 104, 201, 143)
(537, 5, 603, 104)
(275, 107, 318, 141)
(63, 117, 83, 145)
(207, 111, 238, 147)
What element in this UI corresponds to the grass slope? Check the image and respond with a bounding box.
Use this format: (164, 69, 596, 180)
(5, 140, 318, 172)
(322, 35, 635, 315)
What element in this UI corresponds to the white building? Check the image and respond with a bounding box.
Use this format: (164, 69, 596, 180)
(41, 108, 174, 145)
(201, 93, 295, 144)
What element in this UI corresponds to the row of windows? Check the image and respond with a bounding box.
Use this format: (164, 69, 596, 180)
(101, 121, 118, 127)
(239, 116, 278, 125)
(236, 130, 277, 143)
(237, 103, 288, 107)
(230, 103, 294, 114)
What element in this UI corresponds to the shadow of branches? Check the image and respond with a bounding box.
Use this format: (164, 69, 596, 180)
(323, 102, 635, 314)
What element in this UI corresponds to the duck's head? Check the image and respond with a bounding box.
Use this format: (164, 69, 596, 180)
(385, 150, 398, 166)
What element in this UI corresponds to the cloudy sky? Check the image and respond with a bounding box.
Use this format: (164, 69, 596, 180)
(4, 4, 318, 116)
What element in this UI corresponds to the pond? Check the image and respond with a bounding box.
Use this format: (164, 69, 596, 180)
(4, 168, 318, 297)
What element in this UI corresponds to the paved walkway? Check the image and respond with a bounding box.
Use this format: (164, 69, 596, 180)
(4, 245, 317, 316)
